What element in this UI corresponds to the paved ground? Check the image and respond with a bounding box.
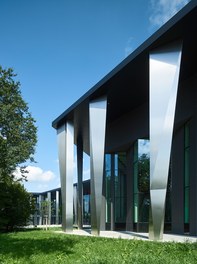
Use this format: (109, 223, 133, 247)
(56, 229, 197, 243)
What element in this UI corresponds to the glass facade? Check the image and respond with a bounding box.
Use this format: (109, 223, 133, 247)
(105, 154, 111, 225)
(114, 153, 126, 226)
(133, 139, 150, 231)
(133, 139, 171, 231)
(83, 194, 90, 225)
(184, 122, 190, 229)
(105, 153, 126, 230)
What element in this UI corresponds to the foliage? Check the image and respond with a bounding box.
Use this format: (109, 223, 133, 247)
(0, 66, 37, 231)
(0, 180, 35, 231)
(0, 66, 37, 181)
(0, 230, 197, 263)
(138, 153, 150, 192)
(39, 200, 54, 230)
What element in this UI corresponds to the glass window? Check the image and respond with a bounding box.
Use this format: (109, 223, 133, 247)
(83, 194, 90, 225)
(114, 153, 126, 223)
(133, 139, 150, 225)
(184, 122, 190, 225)
(105, 153, 127, 227)
(105, 154, 111, 223)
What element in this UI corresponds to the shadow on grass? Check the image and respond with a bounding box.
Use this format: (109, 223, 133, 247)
(0, 231, 77, 261)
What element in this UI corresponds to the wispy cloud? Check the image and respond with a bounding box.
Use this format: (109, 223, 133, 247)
(149, 0, 190, 28)
(125, 37, 134, 57)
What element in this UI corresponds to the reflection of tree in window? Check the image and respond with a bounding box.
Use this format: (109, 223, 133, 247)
(134, 140, 150, 228)
(138, 153, 150, 193)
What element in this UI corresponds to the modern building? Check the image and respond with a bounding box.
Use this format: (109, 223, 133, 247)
(30, 180, 90, 226)
(31, 187, 62, 226)
(52, 1, 197, 240)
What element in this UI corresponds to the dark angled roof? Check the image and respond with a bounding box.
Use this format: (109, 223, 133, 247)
(52, 0, 197, 153)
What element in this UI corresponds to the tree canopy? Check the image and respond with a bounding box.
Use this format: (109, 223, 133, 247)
(0, 66, 37, 180)
(0, 180, 35, 231)
(0, 66, 37, 231)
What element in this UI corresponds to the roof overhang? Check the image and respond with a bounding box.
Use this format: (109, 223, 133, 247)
(52, 1, 197, 152)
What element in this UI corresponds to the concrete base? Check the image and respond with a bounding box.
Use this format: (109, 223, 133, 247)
(56, 229, 197, 243)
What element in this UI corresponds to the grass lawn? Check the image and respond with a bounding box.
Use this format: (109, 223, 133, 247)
(0, 229, 197, 264)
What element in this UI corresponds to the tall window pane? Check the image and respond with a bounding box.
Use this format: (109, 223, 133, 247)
(114, 153, 126, 224)
(184, 122, 190, 225)
(105, 154, 111, 224)
(133, 139, 150, 231)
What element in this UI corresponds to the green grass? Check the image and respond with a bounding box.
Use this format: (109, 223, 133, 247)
(0, 229, 197, 264)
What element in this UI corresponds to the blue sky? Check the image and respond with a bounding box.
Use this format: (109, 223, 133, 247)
(0, 0, 190, 192)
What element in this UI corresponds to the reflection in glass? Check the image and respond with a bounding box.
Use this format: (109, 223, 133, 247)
(114, 153, 126, 224)
(105, 154, 111, 224)
(133, 139, 172, 231)
(133, 139, 150, 231)
(83, 194, 90, 225)
(105, 153, 126, 229)
(184, 122, 190, 230)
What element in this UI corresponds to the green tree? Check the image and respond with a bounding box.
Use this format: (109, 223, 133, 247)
(0, 66, 37, 231)
(39, 200, 54, 230)
(0, 66, 37, 181)
(138, 153, 150, 192)
(0, 180, 35, 231)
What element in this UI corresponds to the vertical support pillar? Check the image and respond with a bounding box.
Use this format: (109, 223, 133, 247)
(73, 185, 77, 225)
(39, 194, 43, 225)
(56, 190, 59, 225)
(77, 137, 83, 229)
(149, 41, 182, 240)
(100, 168, 106, 231)
(89, 96, 107, 235)
(33, 196, 39, 226)
(47, 192, 51, 225)
(57, 121, 74, 232)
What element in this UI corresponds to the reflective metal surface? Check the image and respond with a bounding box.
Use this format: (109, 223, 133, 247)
(57, 122, 74, 232)
(149, 41, 182, 240)
(73, 185, 77, 225)
(56, 190, 59, 225)
(89, 97, 107, 235)
(47, 192, 51, 225)
(38, 194, 43, 225)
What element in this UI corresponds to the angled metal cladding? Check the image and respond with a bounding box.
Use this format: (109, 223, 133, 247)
(57, 121, 74, 232)
(149, 41, 182, 240)
(55, 190, 59, 225)
(73, 185, 77, 225)
(47, 192, 51, 225)
(89, 97, 107, 235)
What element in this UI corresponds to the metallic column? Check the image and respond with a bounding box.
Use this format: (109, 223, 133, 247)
(89, 96, 107, 235)
(38, 194, 43, 225)
(149, 41, 182, 240)
(73, 185, 77, 225)
(47, 192, 51, 225)
(56, 190, 59, 225)
(100, 171, 106, 231)
(77, 137, 83, 229)
(57, 122, 74, 232)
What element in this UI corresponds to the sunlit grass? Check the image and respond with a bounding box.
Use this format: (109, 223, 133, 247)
(0, 229, 196, 263)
